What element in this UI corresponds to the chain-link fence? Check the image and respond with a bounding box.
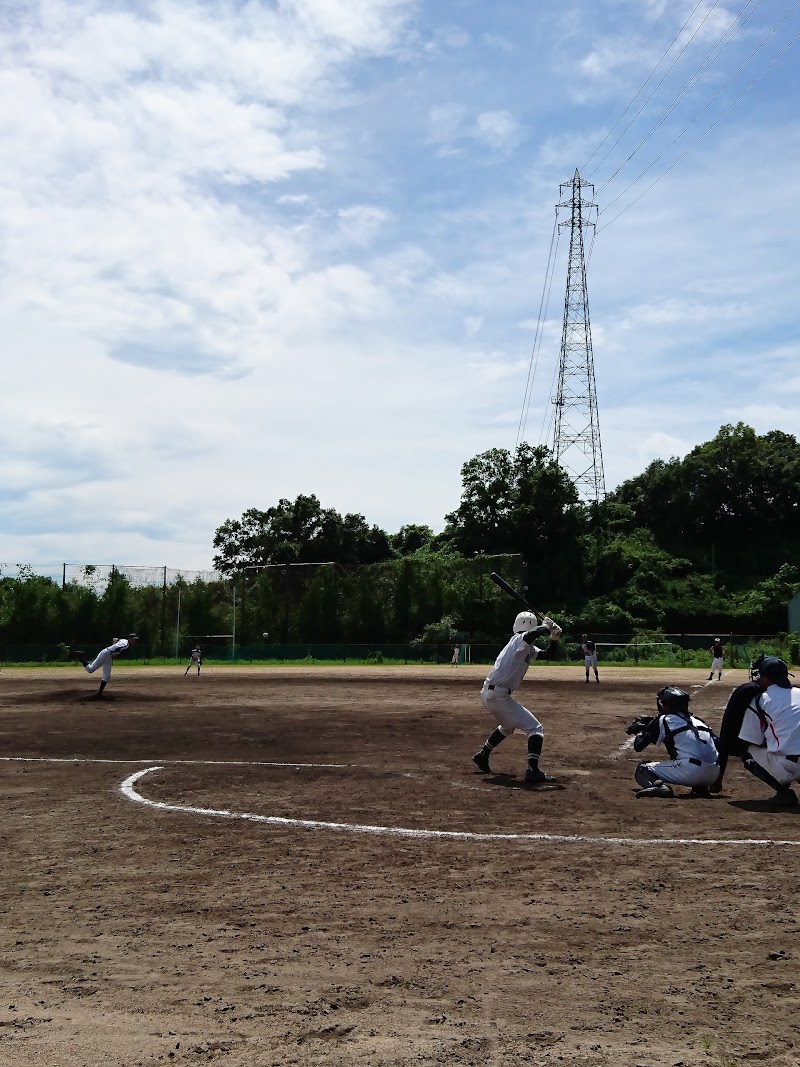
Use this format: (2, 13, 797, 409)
(2, 634, 796, 667)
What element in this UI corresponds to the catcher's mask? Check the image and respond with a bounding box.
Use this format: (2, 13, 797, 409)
(750, 653, 766, 682)
(656, 685, 691, 716)
(513, 611, 539, 634)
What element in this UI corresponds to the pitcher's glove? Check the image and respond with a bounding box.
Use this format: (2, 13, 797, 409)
(626, 714, 655, 736)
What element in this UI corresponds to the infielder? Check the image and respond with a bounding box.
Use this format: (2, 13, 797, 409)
(73, 634, 139, 699)
(581, 633, 599, 684)
(184, 646, 203, 676)
(708, 638, 726, 681)
(737, 656, 800, 807)
(472, 611, 563, 784)
(451, 645, 460, 666)
(626, 686, 720, 798)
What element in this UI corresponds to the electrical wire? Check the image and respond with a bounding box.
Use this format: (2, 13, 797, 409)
(594, 0, 766, 193)
(597, 23, 800, 233)
(582, 0, 708, 173)
(587, 0, 726, 180)
(514, 215, 560, 450)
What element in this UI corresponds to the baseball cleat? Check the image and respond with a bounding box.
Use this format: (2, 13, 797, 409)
(524, 767, 556, 784)
(472, 752, 492, 774)
(636, 784, 674, 798)
(72, 650, 89, 667)
(688, 786, 711, 798)
(771, 788, 799, 807)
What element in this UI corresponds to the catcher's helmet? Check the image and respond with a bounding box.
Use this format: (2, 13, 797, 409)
(656, 685, 691, 715)
(750, 653, 766, 682)
(513, 611, 539, 634)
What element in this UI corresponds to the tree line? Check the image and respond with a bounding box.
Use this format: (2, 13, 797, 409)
(2, 422, 799, 654)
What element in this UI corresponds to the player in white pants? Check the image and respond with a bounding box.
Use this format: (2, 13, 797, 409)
(629, 686, 720, 798)
(73, 634, 139, 699)
(472, 612, 563, 784)
(581, 635, 599, 683)
(737, 656, 800, 807)
(708, 638, 726, 681)
(184, 646, 203, 676)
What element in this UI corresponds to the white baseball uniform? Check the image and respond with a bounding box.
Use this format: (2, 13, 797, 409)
(480, 632, 546, 738)
(84, 638, 132, 682)
(740, 686, 800, 786)
(637, 711, 720, 788)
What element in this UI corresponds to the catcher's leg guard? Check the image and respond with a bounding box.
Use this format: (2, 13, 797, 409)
(634, 763, 664, 790)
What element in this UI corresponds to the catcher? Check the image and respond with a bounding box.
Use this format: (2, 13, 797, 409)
(626, 686, 720, 798)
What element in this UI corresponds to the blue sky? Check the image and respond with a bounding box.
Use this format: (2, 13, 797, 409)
(1, 0, 799, 571)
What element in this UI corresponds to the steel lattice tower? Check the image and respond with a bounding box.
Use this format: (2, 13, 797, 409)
(552, 169, 606, 503)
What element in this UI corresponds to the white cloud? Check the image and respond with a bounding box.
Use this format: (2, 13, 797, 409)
(471, 110, 520, 151)
(0, 0, 798, 571)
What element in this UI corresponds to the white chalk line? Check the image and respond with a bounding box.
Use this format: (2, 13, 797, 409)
(120, 765, 800, 848)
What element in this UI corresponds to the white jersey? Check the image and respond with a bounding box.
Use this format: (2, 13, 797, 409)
(657, 712, 718, 764)
(108, 638, 130, 657)
(485, 633, 542, 691)
(740, 685, 800, 755)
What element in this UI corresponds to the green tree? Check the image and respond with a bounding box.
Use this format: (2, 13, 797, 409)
(212, 495, 392, 573)
(443, 443, 584, 605)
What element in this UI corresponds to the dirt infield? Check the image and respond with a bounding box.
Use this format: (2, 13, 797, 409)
(1, 664, 798, 1067)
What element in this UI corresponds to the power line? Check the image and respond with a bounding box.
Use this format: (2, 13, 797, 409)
(587, 0, 727, 180)
(582, 0, 708, 174)
(594, 0, 766, 193)
(597, 24, 800, 233)
(515, 215, 561, 449)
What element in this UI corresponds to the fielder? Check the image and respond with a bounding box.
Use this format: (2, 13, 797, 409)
(472, 611, 563, 784)
(626, 686, 720, 798)
(451, 645, 460, 666)
(184, 646, 203, 676)
(73, 634, 139, 699)
(581, 633, 599, 684)
(708, 638, 726, 681)
(737, 656, 800, 807)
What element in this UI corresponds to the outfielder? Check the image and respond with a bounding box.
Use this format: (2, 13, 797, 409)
(184, 646, 203, 676)
(626, 686, 720, 798)
(581, 633, 599, 683)
(472, 611, 563, 784)
(737, 656, 800, 807)
(708, 638, 726, 681)
(73, 634, 139, 699)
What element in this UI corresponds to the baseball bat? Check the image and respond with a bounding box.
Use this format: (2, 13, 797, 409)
(489, 572, 546, 619)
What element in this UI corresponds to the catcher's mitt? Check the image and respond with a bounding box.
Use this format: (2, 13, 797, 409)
(625, 714, 656, 736)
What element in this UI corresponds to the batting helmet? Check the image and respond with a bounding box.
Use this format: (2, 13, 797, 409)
(513, 611, 539, 634)
(656, 685, 691, 715)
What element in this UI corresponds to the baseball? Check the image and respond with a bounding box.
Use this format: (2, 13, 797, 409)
(262, 632, 269, 638)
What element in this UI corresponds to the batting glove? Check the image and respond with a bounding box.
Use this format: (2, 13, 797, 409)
(549, 623, 562, 639)
(542, 616, 555, 629)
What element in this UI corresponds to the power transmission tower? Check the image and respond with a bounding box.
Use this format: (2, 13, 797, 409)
(552, 169, 606, 503)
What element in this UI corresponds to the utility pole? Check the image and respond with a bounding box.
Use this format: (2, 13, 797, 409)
(552, 169, 606, 503)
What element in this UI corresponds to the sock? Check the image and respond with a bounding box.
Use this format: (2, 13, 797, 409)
(479, 727, 506, 756)
(527, 733, 543, 772)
